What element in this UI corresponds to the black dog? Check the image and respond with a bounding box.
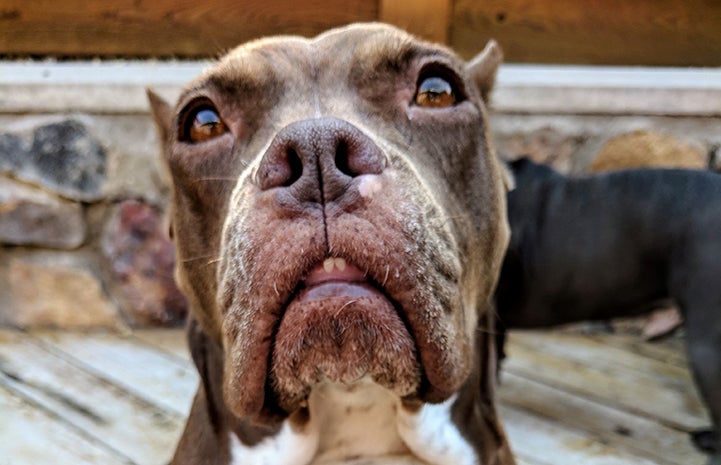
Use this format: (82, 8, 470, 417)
(495, 157, 721, 464)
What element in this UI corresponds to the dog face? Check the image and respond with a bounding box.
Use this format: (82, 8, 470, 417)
(149, 23, 508, 423)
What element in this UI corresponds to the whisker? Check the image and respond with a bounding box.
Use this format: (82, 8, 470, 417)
(181, 254, 217, 263)
(191, 177, 238, 184)
(335, 299, 359, 316)
(181, 255, 222, 268)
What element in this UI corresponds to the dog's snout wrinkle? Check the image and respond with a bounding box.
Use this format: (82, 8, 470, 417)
(256, 118, 385, 204)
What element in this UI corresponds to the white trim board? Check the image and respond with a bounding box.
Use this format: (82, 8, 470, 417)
(1, 61, 720, 116)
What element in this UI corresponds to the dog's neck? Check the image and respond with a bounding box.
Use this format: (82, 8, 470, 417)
(228, 379, 477, 465)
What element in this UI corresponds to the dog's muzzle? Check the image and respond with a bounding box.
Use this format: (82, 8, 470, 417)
(221, 117, 469, 422)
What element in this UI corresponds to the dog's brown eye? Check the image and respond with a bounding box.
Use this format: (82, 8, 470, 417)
(180, 104, 228, 143)
(189, 108, 227, 142)
(415, 77, 456, 108)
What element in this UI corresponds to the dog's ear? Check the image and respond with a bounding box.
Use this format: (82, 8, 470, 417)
(466, 40, 503, 104)
(147, 89, 175, 190)
(146, 88, 173, 145)
(499, 160, 516, 192)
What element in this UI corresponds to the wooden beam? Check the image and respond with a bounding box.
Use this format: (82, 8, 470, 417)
(374, 0, 451, 44)
(451, 0, 721, 65)
(0, 0, 378, 57)
(1, 0, 719, 65)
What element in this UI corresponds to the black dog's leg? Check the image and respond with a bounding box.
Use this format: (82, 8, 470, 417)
(681, 300, 721, 462)
(671, 244, 721, 463)
(692, 430, 719, 454)
(686, 325, 721, 461)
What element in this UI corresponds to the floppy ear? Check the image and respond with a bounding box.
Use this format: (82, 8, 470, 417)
(466, 40, 503, 105)
(146, 88, 173, 146)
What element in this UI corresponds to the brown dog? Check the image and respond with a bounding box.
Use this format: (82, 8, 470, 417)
(148, 23, 513, 465)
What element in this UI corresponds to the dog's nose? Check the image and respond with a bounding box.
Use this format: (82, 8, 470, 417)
(256, 118, 385, 202)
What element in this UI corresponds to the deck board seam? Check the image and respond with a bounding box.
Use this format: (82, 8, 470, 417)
(0, 378, 138, 465)
(23, 331, 188, 420)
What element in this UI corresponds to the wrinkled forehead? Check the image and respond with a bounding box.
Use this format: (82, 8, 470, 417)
(179, 23, 463, 100)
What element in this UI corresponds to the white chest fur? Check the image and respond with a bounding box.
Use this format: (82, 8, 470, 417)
(228, 379, 478, 465)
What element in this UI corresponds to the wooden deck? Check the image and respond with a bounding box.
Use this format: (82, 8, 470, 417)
(0, 327, 709, 465)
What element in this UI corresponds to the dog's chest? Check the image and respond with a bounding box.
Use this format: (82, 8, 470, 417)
(228, 380, 477, 465)
(310, 381, 410, 463)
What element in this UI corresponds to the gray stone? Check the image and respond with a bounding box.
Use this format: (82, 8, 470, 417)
(89, 114, 170, 203)
(3, 252, 122, 328)
(0, 119, 107, 201)
(101, 199, 187, 326)
(0, 176, 86, 249)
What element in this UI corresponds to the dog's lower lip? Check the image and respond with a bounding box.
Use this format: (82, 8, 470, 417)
(299, 281, 379, 302)
(298, 258, 387, 302)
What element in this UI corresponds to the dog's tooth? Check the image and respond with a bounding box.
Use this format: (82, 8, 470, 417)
(323, 258, 335, 273)
(335, 258, 347, 271)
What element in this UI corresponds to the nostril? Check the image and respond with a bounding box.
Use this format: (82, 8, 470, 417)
(257, 144, 304, 190)
(334, 137, 384, 178)
(334, 140, 352, 177)
(285, 148, 303, 187)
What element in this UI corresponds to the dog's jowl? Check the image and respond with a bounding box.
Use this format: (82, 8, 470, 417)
(149, 23, 513, 465)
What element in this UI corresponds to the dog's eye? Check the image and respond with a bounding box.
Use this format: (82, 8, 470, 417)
(414, 77, 456, 108)
(180, 104, 228, 143)
(189, 108, 227, 142)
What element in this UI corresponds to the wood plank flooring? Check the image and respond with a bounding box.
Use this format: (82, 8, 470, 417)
(0, 328, 710, 465)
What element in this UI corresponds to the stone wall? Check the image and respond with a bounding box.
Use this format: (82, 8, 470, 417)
(1, 62, 720, 328)
(494, 115, 720, 173)
(0, 114, 186, 328)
